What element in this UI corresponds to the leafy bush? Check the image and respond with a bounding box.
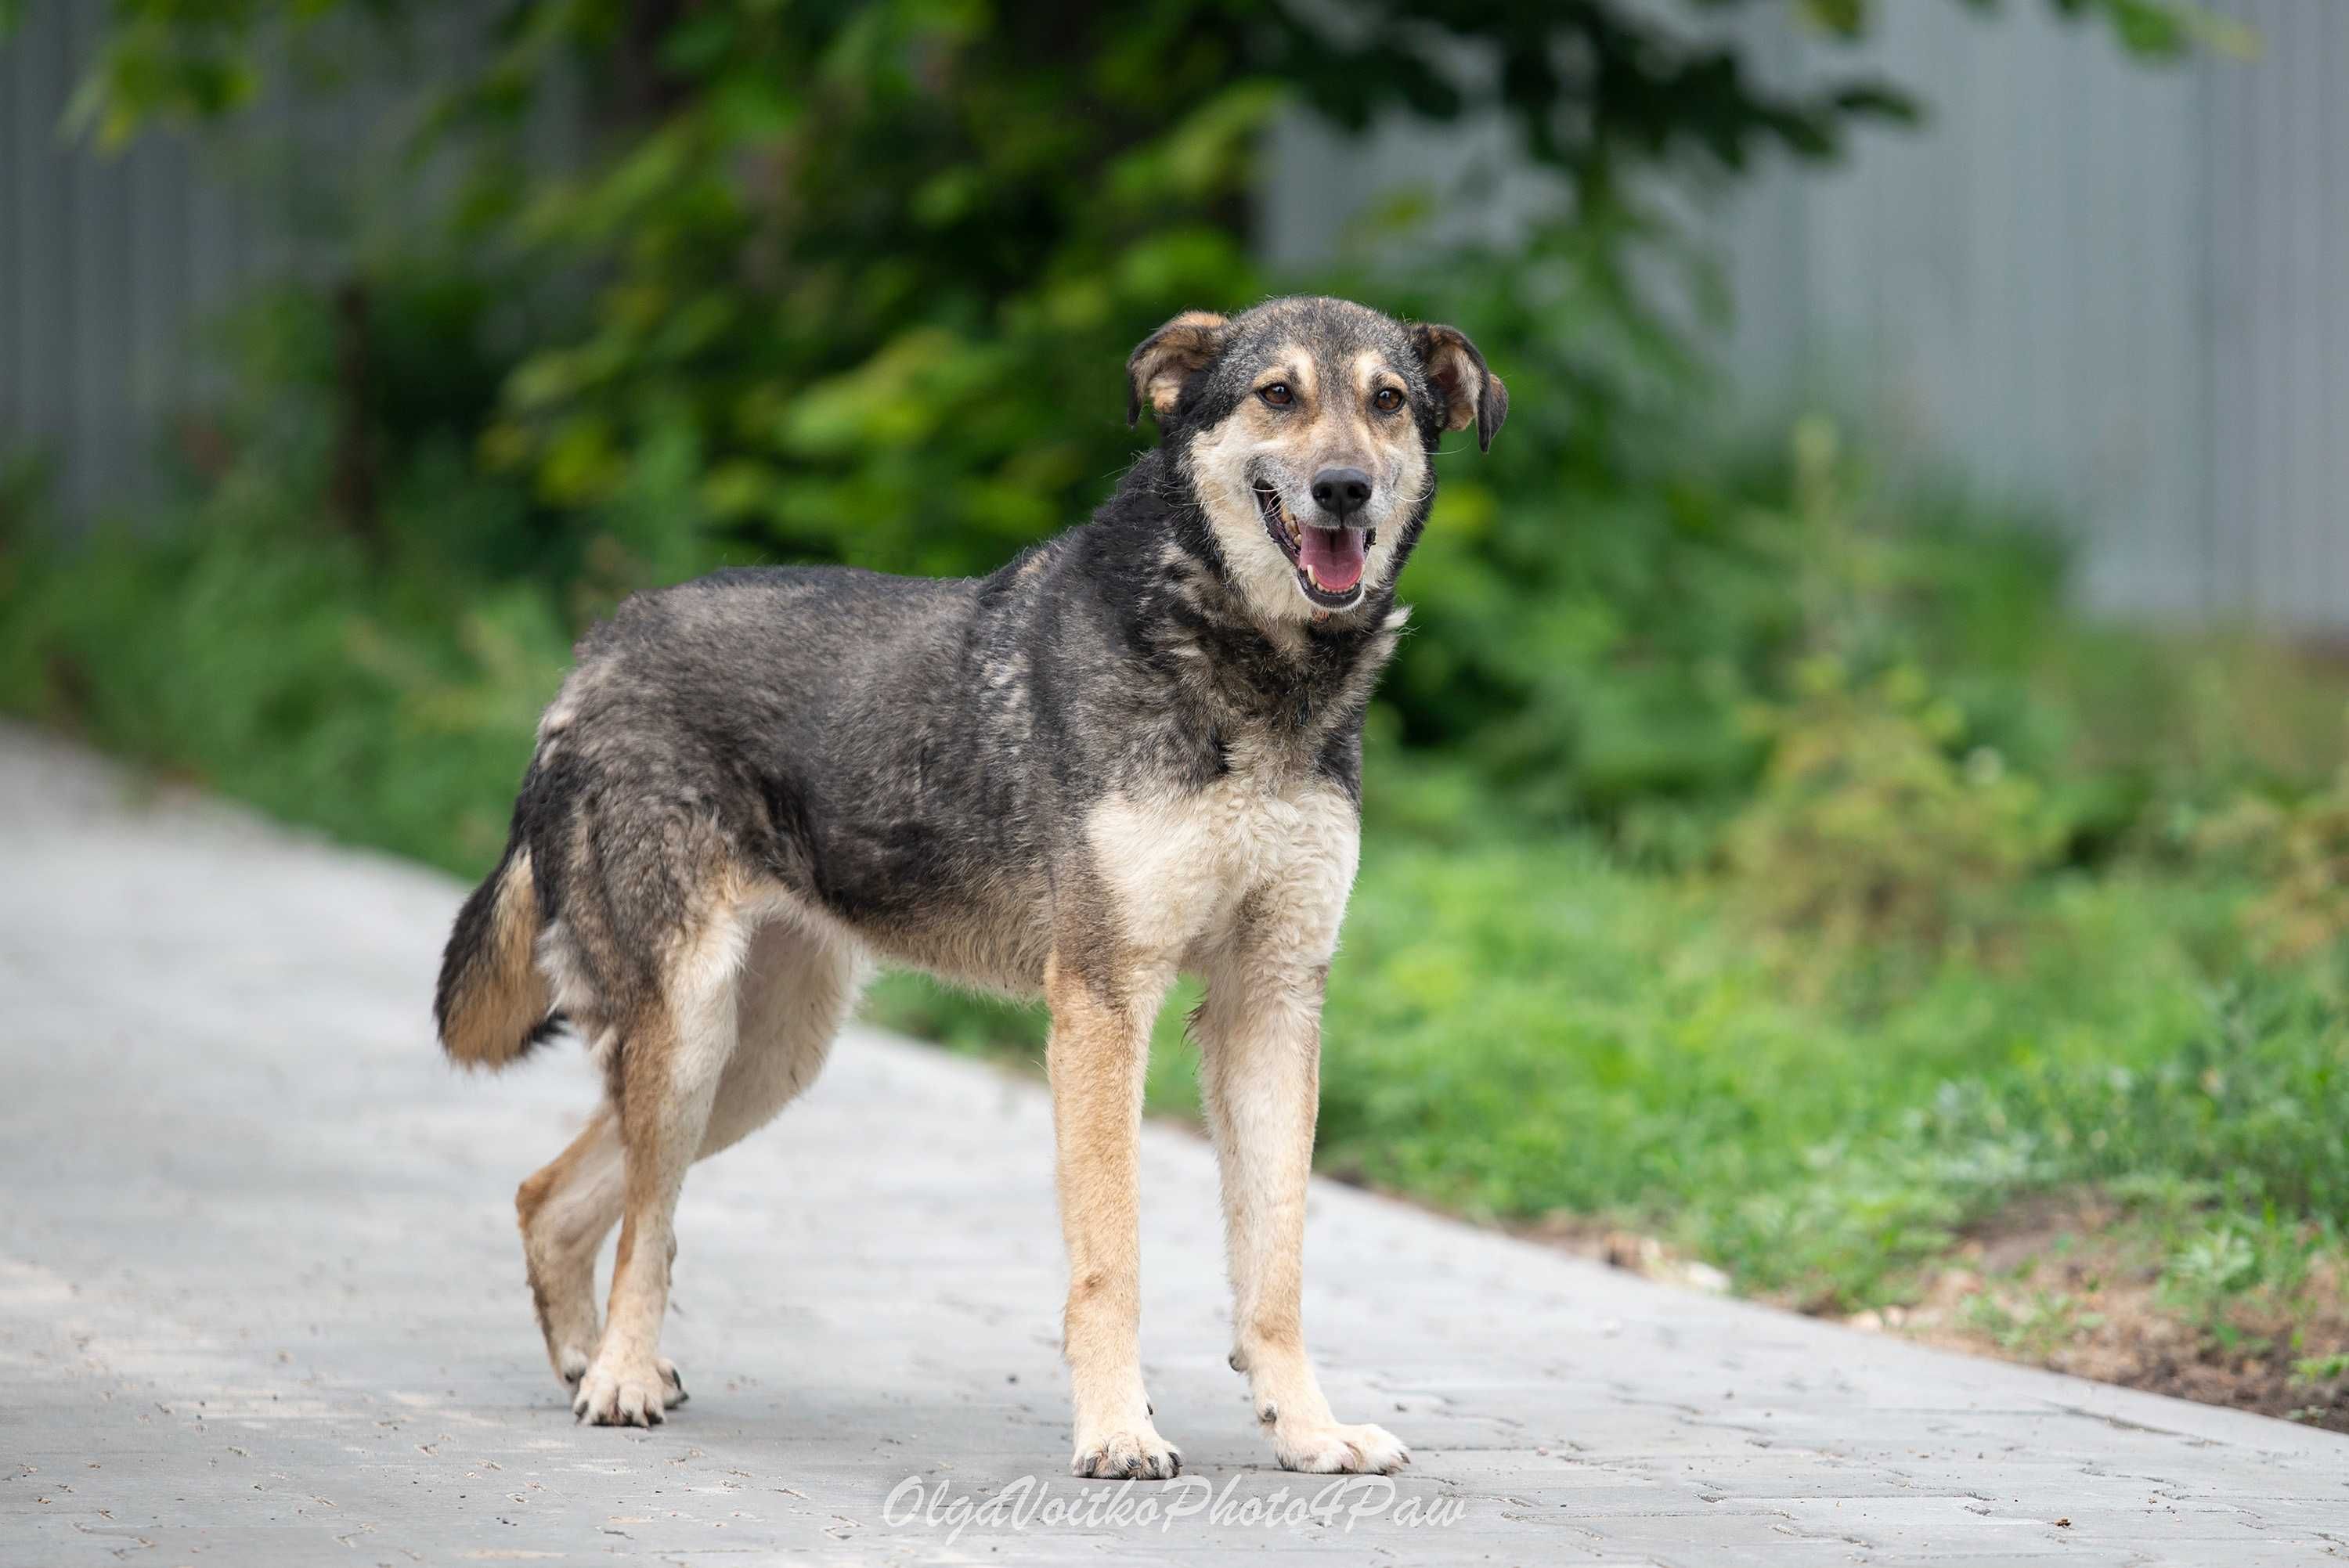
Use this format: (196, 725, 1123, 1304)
(0, 456, 578, 874)
(16, 0, 2235, 850)
(1727, 661, 2062, 957)
(2198, 759, 2349, 971)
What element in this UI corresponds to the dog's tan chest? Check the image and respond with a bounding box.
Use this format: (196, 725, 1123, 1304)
(1084, 764, 1359, 969)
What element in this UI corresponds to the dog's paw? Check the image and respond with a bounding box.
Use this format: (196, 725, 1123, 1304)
(1070, 1422, 1182, 1480)
(656, 1357, 687, 1410)
(573, 1356, 671, 1427)
(1269, 1419, 1409, 1475)
(553, 1343, 591, 1390)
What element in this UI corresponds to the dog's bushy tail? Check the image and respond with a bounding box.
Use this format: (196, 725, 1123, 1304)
(435, 844, 555, 1070)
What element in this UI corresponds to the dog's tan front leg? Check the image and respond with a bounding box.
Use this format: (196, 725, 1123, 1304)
(1197, 964, 1409, 1474)
(1045, 953, 1180, 1479)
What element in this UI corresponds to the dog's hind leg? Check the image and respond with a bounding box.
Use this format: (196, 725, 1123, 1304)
(516, 1101, 624, 1390)
(697, 919, 863, 1161)
(572, 902, 752, 1428)
(514, 919, 859, 1405)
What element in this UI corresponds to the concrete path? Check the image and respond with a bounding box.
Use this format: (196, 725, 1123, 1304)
(2, 725, 2344, 1566)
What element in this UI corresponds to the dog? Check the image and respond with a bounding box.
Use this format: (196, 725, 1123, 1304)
(434, 294, 1506, 1477)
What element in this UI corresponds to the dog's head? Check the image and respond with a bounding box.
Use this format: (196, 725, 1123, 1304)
(1128, 296, 1506, 621)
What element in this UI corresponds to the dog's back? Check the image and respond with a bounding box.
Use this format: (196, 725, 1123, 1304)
(434, 555, 1068, 1075)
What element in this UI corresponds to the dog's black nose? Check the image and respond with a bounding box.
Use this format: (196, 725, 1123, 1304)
(1311, 467, 1373, 520)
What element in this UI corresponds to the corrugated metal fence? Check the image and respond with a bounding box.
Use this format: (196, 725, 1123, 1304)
(0, 0, 568, 520)
(2, 2, 271, 519)
(1269, 1, 2348, 632)
(1715, 0, 2349, 629)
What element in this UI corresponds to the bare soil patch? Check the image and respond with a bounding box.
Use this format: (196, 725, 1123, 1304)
(1536, 1191, 2349, 1433)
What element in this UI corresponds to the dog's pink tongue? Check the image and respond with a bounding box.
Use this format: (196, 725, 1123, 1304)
(1301, 526, 1366, 592)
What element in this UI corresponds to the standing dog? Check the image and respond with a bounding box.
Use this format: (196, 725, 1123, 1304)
(435, 294, 1506, 1477)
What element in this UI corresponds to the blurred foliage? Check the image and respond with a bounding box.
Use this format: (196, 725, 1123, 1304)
(1727, 662, 2062, 961)
(53, 0, 2207, 580)
(2199, 753, 2349, 975)
(1716, 417, 2062, 959)
(0, 459, 576, 871)
(65, 0, 1949, 589)
(20, 0, 2239, 831)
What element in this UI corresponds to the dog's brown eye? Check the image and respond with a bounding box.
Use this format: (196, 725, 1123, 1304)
(1372, 387, 1404, 413)
(1259, 383, 1293, 407)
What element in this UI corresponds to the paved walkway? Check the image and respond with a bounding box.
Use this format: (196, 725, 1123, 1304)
(2, 725, 2345, 1566)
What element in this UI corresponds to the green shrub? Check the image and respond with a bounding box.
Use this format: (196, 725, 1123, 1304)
(2199, 754, 2349, 972)
(1726, 661, 2063, 958)
(0, 456, 577, 874)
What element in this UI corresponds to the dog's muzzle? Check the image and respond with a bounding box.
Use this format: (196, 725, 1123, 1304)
(1255, 481, 1372, 608)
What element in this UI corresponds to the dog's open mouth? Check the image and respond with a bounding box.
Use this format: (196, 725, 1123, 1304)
(1255, 482, 1371, 607)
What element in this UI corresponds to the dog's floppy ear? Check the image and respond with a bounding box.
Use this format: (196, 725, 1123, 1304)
(1410, 323, 1509, 452)
(1126, 311, 1230, 427)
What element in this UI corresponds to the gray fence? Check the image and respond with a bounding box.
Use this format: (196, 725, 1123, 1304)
(1272, 1, 2348, 633)
(2, 2, 269, 518)
(1714, 0, 2349, 630)
(0, 0, 568, 519)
